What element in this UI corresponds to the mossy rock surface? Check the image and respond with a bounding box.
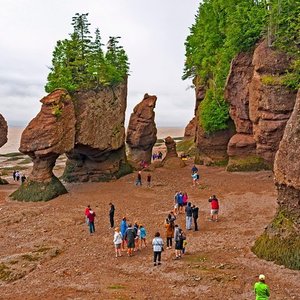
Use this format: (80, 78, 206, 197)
(176, 139, 194, 152)
(252, 210, 300, 270)
(226, 156, 271, 172)
(0, 177, 8, 185)
(10, 177, 67, 202)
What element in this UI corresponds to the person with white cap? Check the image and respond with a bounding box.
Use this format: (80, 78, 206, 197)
(254, 274, 270, 300)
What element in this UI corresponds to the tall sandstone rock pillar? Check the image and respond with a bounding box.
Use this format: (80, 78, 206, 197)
(0, 113, 8, 184)
(126, 93, 157, 164)
(253, 89, 300, 270)
(63, 81, 132, 182)
(11, 89, 76, 201)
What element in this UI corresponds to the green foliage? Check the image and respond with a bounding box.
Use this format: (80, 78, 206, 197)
(268, 0, 300, 89)
(183, 0, 268, 133)
(45, 13, 129, 93)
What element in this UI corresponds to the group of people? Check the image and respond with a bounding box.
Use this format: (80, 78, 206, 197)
(152, 151, 163, 160)
(135, 171, 151, 187)
(116, 217, 147, 257)
(12, 170, 26, 183)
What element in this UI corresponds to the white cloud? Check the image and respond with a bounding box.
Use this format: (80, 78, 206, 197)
(0, 0, 199, 128)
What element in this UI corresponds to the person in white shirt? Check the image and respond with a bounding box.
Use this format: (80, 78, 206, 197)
(152, 232, 164, 266)
(113, 227, 122, 258)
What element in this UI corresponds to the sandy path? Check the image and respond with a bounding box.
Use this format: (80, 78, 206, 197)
(0, 161, 299, 300)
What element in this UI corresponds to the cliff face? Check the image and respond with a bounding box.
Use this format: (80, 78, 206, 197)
(11, 89, 76, 201)
(63, 81, 131, 182)
(126, 93, 157, 164)
(225, 40, 297, 170)
(0, 113, 8, 184)
(0, 113, 8, 148)
(253, 89, 300, 270)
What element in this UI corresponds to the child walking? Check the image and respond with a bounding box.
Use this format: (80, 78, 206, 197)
(113, 227, 122, 258)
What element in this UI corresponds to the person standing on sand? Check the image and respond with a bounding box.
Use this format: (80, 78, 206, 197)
(174, 225, 182, 259)
(192, 172, 199, 186)
(165, 218, 174, 249)
(192, 204, 199, 231)
(254, 274, 270, 300)
(177, 192, 184, 214)
(152, 232, 164, 266)
(191, 165, 198, 174)
(136, 171, 142, 186)
(113, 227, 122, 258)
(139, 225, 147, 248)
(13, 171, 16, 181)
(185, 202, 193, 230)
(120, 217, 128, 251)
(147, 174, 151, 187)
(209, 195, 219, 222)
(125, 223, 136, 257)
(85, 205, 91, 225)
(174, 191, 179, 215)
(109, 203, 115, 228)
(87, 209, 96, 234)
(182, 192, 188, 207)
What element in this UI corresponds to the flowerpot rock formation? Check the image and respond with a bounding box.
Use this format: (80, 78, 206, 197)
(11, 89, 76, 201)
(126, 93, 157, 164)
(162, 136, 185, 169)
(253, 89, 300, 270)
(63, 82, 132, 182)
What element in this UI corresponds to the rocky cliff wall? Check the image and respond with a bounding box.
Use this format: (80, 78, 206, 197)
(0, 113, 8, 184)
(253, 89, 300, 270)
(225, 40, 297, 171)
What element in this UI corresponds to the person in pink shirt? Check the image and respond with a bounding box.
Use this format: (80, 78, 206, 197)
(182, 192, 188, 206)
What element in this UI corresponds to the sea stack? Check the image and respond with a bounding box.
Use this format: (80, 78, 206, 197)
(126, 93, 157, 165)
(11, 89, 76, 201)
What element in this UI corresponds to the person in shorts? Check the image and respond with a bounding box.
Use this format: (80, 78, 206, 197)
(209, 195, 219, 221)
(113, 227, 122, 257)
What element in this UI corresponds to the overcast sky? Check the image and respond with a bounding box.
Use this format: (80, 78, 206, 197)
(0, 0, 199, 128)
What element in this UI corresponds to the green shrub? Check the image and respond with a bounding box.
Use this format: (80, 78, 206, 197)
(226, 156, 271, 172)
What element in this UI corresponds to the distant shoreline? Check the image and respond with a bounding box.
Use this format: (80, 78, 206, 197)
(0, 127, 185, 154)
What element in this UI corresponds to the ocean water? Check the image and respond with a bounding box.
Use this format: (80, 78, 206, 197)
(0, 127, 184, 154)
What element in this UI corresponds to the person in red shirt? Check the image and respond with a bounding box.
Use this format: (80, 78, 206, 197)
(85, 205, 90, 225)
(87, 209, 96, 234)
(208, 195, 219, 222)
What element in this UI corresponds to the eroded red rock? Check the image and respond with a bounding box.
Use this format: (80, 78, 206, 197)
(126, 93, 157, 164)
(0, 113, 8, 148)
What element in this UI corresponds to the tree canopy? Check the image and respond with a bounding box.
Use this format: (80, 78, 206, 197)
(45, 13, 129, 93)
(183, 0, 299, 133)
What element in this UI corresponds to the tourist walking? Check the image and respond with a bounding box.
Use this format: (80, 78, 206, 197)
(125, 223, 136, 256)
(183, 192, 188, 206)
(191, 164, 198, 174)
(87, 209, 96, 234)
(254, 274, 270, 300)
(147, 174, 151, 187)
(139, 225, 147, 248)
(15, 171, 20, 181)
(152, 232, 164, 266)
(192, 204, 199, 231)
(165, 218, 174, 249)
(120, 217, 128, 250)
(113, 227, 122, 258)
(135, 171, 142, 186)
(185, 202, 193, 230)
(192, 172, 199, 186)
(109, 202, 115, 228)
(209, 195, 220, 221)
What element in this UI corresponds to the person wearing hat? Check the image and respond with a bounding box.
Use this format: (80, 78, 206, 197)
(254, 274, 270, 300)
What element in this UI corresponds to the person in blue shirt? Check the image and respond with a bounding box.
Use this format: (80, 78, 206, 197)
(120, 217, 128, 251)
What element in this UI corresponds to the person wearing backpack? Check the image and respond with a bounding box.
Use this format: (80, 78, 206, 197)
(152, 232, 164, 266)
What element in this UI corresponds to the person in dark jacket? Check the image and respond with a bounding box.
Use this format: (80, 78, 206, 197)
(125, 223, 136, 256)
(192, 205, 199, 231)
(185, 202, 193, 230)
(109, 203, 115, 228)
